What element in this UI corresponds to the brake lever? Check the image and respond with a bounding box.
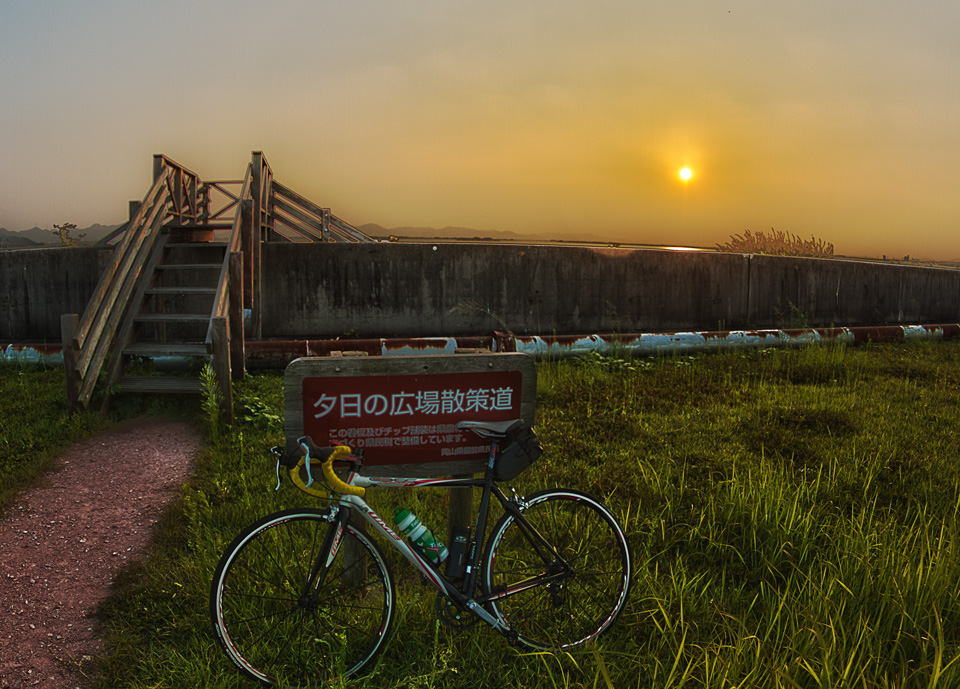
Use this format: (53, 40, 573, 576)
(269, 446, 284, 491)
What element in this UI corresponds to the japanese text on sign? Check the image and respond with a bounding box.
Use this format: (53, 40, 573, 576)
(312, 387, 514, 419)
(302, 371, 522, 465)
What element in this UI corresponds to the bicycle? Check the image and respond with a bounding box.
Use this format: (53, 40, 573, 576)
(210, 419, 632, 686)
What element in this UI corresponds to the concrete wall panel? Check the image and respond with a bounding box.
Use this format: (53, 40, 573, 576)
(0, 247, 104, 341)
(746, 255, 960, 327)
(259, 243, 757, 338)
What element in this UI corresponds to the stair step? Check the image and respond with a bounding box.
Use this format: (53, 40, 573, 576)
(135, 313, 210, 323)
(156, 263, 223, 270)
(124, 342, 209, 357)
(164, 224, 233, 231)
(164, 243, 228, 251)
(117, 376, 205, 394)
(146, 287, 218, 296)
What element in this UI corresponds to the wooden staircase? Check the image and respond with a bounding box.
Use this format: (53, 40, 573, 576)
(63, 151, 374, 420)
(105, 227, 228, 396)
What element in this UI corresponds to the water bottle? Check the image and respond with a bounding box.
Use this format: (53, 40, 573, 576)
(393, 509, 449, 565)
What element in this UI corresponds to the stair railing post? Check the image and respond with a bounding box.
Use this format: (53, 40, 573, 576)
(239, 198, 254, 331)
(228, 250, 245, 380)
(211, 316, 234, 424)
(251, 152, 264, 339)
(321, 208, 330, 242)
(61, 314, 80, 411)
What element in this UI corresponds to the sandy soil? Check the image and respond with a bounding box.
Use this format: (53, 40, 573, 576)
(0, 417, 199, 688)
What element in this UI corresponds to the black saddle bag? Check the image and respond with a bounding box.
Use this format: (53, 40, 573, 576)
(495, 424, 543, 481)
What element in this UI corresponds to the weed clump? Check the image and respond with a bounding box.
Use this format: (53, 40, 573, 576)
(717, 227, 834, 257)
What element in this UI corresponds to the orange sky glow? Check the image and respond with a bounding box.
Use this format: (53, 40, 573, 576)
(1, 2, 958, 259)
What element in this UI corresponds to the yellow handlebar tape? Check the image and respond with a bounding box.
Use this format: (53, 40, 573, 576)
(289, 459, 329, 498)
(288, 444, 365, 498)
(323, 445, 365, 497)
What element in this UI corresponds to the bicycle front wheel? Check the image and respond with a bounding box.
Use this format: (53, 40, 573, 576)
(210, 508, 395, 685)
(482, 489, 632, 649)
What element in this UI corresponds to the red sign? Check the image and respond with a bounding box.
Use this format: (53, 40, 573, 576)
(302, 370, 522, 465)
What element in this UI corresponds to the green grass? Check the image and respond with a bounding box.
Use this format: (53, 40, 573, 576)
(9, 342, 960, 687)
(0, 365, 105, 511)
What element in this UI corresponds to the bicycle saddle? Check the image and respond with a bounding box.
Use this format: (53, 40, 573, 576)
(456, 419, 524, 439)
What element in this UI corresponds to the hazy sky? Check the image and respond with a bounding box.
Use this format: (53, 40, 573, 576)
(1, 1, 958, 258)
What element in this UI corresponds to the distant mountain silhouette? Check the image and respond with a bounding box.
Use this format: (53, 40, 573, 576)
(0, 224, 119, 247)
(360, 223, 551, 242)
(0, 228, 41, 247)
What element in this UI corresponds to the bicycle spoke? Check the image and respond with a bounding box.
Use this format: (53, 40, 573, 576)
(483, 490, 631, 649)
(211, 509, 395, 685)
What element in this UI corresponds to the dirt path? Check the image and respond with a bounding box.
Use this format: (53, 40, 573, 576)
(0, 417, 200, 688)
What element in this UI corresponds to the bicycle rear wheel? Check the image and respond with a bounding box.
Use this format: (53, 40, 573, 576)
(210, 508, 395, 685)
(482, 489, 631, 649)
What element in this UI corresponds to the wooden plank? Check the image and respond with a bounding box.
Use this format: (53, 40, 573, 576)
(146, 287, 217, 296)
(251, 152, 265, 340)
(328, 214, 374, 243)
(272, 188, 326, 226)
(123, 342, 209, 357)
(228, 251, 245, 380)
(241, 194, 254, 315)
(272, 182, 327, 219)
(210, 264, 230, 321)
(283, 353, 537, 477)
(135, 313, 210, 323)
(118, 376, 205, 394)
(271, 196, 326, 238)
(155, 264, 222, 271)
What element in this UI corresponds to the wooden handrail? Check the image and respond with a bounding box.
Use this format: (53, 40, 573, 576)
(272, 181, 372, 243)
(66, 156, 205, 408)
(74, 170, 170, 364)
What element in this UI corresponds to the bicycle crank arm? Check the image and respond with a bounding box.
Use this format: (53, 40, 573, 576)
(462, 598, 508, 631)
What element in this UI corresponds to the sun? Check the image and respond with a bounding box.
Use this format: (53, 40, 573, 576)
(679, 167, 693, 182)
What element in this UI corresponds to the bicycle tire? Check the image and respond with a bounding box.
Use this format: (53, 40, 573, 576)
(210, 508, 395, 685)
(482, 489, 632, 649)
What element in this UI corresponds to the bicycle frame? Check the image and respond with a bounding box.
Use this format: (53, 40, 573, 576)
(313, 441, 572, 636)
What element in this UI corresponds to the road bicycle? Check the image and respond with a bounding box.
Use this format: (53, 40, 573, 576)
(210, 420, 632, 686)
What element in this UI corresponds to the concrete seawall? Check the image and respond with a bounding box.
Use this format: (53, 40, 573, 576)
(260, 243, 960, 338)
(4, 243, 959, 342)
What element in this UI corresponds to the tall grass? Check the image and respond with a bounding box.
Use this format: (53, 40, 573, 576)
(37, 341, 960, 687)
(716, 229, 834, 258)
